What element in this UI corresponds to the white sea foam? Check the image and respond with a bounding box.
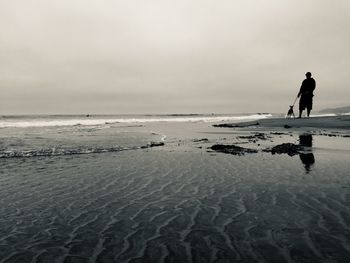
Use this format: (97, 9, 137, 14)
(310, 113, 337, 117)
(0, 114, 272, 128)
(311, 112, 350, 117)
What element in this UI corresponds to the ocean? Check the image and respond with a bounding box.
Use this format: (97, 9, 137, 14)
(0, 113, 271, 158)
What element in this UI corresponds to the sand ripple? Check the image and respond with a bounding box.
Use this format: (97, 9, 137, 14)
(1, 148, 350, 263)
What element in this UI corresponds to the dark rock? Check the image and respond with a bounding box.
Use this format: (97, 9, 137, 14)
(284, 125, 292, 129)
(210, 144, 258, 155)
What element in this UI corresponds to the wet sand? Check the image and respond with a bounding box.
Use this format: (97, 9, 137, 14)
(1, 119, 350, 263)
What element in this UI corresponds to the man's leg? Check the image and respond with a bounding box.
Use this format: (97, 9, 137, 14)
(307, 108, 311, 117)
(298, 99, 303, 118)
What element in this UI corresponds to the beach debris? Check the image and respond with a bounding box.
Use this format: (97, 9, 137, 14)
(316, 132, 349, 137)
(233, 141, 250, 144)
(193, 138, 209, 142)
(237, 132, 269, 141)
(236, 132, 271, 143)
(270, 132, 288, 135)
(145, 141, 165, 148)
(263, 143, 304, 156)
(213, 122, 260, 128)
(210, 144, 258, 155)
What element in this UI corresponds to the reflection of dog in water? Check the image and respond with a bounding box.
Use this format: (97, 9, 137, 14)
(286, 105, 295, 118)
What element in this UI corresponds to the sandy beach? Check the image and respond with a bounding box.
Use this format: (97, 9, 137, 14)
(1, 115, 350, 263)
(2, 0, 350, 262)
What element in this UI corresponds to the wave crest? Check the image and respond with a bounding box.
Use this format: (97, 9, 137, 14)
(0, 114, 273, 128)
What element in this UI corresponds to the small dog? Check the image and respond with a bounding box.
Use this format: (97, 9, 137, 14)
(286, 105, 295, 118)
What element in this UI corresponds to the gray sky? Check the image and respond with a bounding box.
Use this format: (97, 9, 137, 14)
(1, 0, 349, 114)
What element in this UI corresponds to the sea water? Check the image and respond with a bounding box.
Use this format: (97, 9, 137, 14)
(0, 114, 271, 158)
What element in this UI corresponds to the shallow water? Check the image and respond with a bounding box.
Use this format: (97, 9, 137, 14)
(1, 122, 350, 263)
(0, 124, 163, 158)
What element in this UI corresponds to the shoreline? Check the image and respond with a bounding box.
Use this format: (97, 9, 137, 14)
(214, 115, 350, 130)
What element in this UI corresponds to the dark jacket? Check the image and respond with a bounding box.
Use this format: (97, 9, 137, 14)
(298, 78, 316, 98)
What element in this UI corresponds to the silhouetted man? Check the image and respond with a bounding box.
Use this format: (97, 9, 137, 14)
(297, 72, 316, 118)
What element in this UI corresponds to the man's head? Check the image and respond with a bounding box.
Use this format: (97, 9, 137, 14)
(305, 72, 312, 78)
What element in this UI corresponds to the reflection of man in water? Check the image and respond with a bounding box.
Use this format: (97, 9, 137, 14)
(299, 134, 315, 173)
(297, 72, 316, 118)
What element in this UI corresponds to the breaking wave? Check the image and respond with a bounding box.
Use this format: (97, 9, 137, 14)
(0, 114, 273, 128)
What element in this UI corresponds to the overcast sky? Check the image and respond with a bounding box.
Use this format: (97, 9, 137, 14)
(1, 0, 349, 114)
